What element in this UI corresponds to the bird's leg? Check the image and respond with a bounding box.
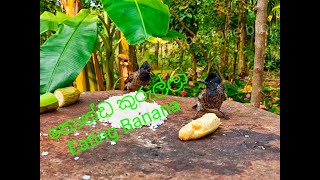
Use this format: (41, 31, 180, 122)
(193, 103, 202, 119)
(218, 109, 230, 120)
(202, 108, 229, 119)
(193, 111, 200, 119)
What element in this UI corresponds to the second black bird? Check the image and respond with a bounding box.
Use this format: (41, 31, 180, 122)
(124, 61, 152, 91)
(192, 71, 229, 119)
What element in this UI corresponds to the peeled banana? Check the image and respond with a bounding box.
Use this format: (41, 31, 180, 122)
(178, 113, 221, 141)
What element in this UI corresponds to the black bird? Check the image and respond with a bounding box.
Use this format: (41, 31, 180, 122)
(124, 61, 152, 91)
(192, 71, 229, 119)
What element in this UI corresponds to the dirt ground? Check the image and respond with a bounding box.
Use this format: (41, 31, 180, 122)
(40, 90, 280, 180)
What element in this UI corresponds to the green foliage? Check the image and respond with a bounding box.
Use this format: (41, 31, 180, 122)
(84, 0, 103, 9)
(163, 0, 170, 6)
(144, 73, 279, 115)
(224, 83, 238, 97)
(225, 78, 280, 115)
(40, 1, 66, 45)
(268, 0, 280, 23)
(40, 9, 98, 94)
(225, 82, 250, 103)
(40, 0, 183, 94)
(40, 0, 63, 14)
(101, 0, 170, 45)
(265, 23, 280, 71)
(40, 11, 69, 34)
(39, 0, 280, 115)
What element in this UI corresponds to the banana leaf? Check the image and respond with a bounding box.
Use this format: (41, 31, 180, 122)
(147, 30, 185, 44)
(40, 11, 69, 34)
(40, 9, 98, 94)
(101, 0, 170, 45)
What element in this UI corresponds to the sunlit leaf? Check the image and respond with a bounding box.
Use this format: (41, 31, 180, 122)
(101, 0, 170, 45)
(40, 11, 69, 34)
(40, 9, 98, 94)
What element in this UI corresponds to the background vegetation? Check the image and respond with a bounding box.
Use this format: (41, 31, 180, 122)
(40, 0, 280, 114)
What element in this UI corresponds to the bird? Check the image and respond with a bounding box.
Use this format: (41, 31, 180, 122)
(124, 61, 152, 91)
(192, 71, 229, 119)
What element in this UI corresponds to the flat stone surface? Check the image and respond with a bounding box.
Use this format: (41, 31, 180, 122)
(40, 90, 280, 180)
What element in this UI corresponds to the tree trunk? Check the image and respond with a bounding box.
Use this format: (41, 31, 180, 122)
(86, 58, 98, 91)
(232, 36, 239, 80)
(162, 43, 167, 58)
(179, 42, 185, 65)
(239, 14, 248, 76)
(103, 12, 114, 90)
(191, 51, 197, 80)
(118, 31, 131, 90)
(75, 68, 89, 91)
(92, 51, 104, 91)
(119, 31, 129, 55)
(265, 28, 269, 48)
(207, 58, 212, 75)
(221, 1, 232, 73)
(231, 9, 242, 80)
(250, 22, 255, 48)
(129, 45, 139, 71)
(104, 55, 114, 90)
(141, 43, 146, 55)
(160, 44, 164, 73)
(60, 0, 82, 16)
(118, 31, 123, 54)
(250, 0, 268, 108)
(154, 42, 160, 69)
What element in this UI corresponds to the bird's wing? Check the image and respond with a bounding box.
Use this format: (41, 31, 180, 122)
(125, 73, 134, 84)
(221, 83, 227, 100)
(197, 88, 205, 101)
(221, 83, 225, 91)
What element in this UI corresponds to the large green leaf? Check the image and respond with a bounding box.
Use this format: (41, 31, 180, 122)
(40, 11, 69, 34)
(147, 30, 185, 44)
(159, 30, 185, 41)
(40, 9, 98, 94)
(101, 0, 170, 45)
(163, 0, 170, 6)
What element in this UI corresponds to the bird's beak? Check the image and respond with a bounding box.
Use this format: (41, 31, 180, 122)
(146, 68, 151, 74)
(198, 80, 207, 85)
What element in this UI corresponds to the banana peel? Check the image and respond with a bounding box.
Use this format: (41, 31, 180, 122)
(40, 93, 59, 114)
(54, 87, 80, 107)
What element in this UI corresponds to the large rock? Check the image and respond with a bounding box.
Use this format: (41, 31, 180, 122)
(40, 90, 280, 179)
